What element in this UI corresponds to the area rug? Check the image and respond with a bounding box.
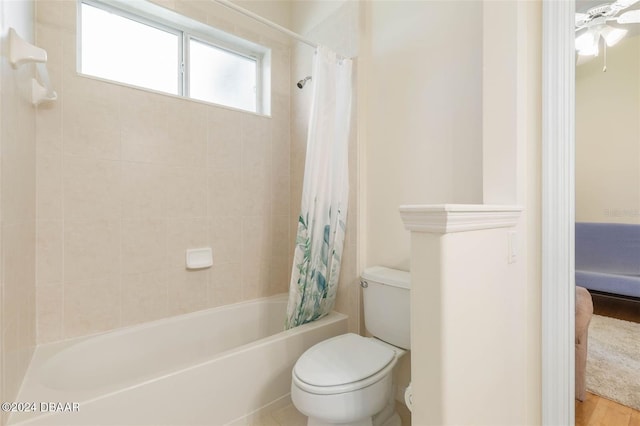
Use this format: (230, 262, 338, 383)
(586, 314, 640, 410)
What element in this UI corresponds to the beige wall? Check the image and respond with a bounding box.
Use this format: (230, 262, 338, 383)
(408, 227, 522, 424)
(362, 0, 542, 423)
(364, 0, 484, 272)
(289, 0, 360, 334)
(576, 35, 640, 224)
(0, 0, 38, 424)
(233, 0, 291, 29)
(35, 0, 293, 343)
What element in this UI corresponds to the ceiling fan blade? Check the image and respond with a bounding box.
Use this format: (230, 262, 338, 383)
(617, 9, 640, 23)
(611, 0, 640, 11)
(576, 12, 589, 26)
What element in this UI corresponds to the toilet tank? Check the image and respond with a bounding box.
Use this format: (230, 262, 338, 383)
(361, 266, 410, 349)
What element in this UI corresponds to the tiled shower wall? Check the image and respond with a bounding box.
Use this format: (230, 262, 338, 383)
(1, 1, 37, 422)
(35, 0, 292, 343)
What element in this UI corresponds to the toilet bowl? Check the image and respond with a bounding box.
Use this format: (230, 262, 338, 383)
(290, 266, 411, 426)
(291, 333, 405, 426)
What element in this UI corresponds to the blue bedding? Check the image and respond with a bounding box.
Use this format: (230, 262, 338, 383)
(575, 222, 640, 298)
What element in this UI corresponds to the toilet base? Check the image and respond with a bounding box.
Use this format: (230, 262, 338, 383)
(306, 412, 401, 426)
(305, 398, 401, 426)
(307, 416, 372, 426)
(307, 413, 400, 426)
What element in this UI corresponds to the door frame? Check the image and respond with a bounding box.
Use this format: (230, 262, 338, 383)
(542, 1, 576, 424)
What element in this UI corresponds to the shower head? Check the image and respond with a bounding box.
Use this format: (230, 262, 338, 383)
(297, 76, 312, 89)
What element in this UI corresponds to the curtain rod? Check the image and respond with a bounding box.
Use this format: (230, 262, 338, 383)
(212, 0, 318, 49)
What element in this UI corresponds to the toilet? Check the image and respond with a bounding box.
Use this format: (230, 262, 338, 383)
(291, 266, 410, 426)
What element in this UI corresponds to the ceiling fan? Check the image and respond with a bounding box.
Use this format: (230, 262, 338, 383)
(575, 0, 640, 56)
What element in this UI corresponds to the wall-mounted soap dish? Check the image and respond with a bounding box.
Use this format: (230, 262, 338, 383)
(186, 248, 213, 270)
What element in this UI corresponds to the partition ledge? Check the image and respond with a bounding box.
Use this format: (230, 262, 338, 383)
(399, 204, 522, 233)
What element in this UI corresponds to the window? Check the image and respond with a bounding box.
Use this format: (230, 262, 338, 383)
(189, 39, 257, 112)
(78, 0, 269, 114)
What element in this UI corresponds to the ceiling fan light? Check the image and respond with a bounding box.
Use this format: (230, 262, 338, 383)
(578, 42, 599, 57)
(601, 26, 628, 46)
(575, 30, 597, 51)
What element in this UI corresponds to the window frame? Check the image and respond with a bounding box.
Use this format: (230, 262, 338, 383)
(77, 0, 267, 114)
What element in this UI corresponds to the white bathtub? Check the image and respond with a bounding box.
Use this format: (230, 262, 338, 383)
(9, 294, 348, 426)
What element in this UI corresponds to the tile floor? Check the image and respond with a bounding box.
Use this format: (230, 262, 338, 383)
(247, 403, 306, 426)
(247, 401, 412, 426)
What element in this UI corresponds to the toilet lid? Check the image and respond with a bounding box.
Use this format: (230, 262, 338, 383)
(293, 333, 395, 387)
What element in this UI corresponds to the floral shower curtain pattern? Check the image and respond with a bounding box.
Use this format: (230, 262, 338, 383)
(285, 46, 353, 329)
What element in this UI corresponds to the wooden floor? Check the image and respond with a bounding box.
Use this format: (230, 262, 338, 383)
(576, 392, 640, 426)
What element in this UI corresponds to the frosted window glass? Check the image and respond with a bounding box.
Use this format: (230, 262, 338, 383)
(189, 39, 257, 112)
(81, 3, 179, 95)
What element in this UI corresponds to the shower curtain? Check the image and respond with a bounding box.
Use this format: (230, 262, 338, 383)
(285, 46, 353, 329)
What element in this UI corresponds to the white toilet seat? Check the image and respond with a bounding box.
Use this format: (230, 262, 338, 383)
(292, 356, 397, 395)
(292, 333, 400, 395)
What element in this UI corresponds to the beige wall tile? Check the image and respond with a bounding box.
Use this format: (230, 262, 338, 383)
(242, 165, 271, 216)
(166, 217, 208, 269)
(173, 0, 210, 23)
(122, 272, 168, 326)
(208, 262, 242, 307)
(165, 100, 207, 168)
(7, 224, 37, 281)
(36, 281, 63, 344)
(36, 103, 62, 157)
(271, 112, 291, 174)
(34, 0, 296, 344)
(64, 156, 122, 221)
(64, 220, 121, 282)
(207, 108, 242, 170)
(121, 218, 167, 275)
(269, 256, 290, 295)
(61, 31, 76, 76)
(121, 162, 167, 219)
(120, 89, 171, 164)
(272, 173, 290, 218)
(209, 216, 241, 265)
(242, 259, 270, 300)
(235, 26, 261, 45)
(242, 115, 271, 171)
(64, 275, 121, 338)
(3, 222, 36, 330)
(36, 0, 63, 29)
(36, 24, 63, 79)
(149, 0, 176, 10)
(63, 77, 121, 160)
(37, 221, 63, 284)
(167, 269, 208, 315)
(242, 217, 272, 262)
(37, 0, 75, 33)
(271, 48, 292, 97)
(36, 153, 63, 221)
(208, 168, 243, 217)
(165, 167, 207, 218)
(271, 215, 291, 261)
(3, 117, 36, 225)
